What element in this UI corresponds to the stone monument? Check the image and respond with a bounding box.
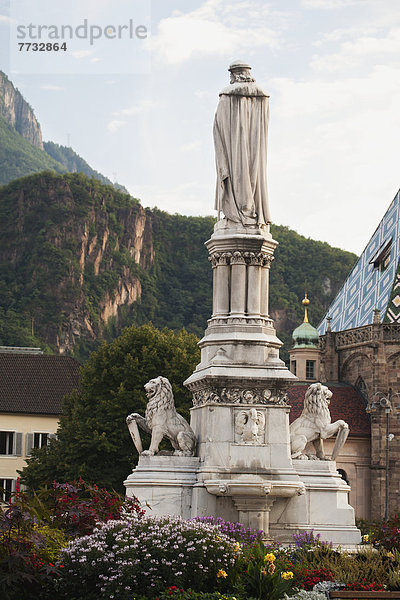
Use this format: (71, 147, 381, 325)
(124, 61, 361, 546)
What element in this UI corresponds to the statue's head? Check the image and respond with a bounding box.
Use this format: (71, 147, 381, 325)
(144, 376, 173, 404)
(229, 60, 255, 84)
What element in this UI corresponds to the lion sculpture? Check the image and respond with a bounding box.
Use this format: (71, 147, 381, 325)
(126, 376, 196, 456)
(290, 382, 349, 460)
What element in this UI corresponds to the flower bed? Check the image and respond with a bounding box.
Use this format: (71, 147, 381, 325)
(3, 480, 400, 600)
(55, 515, 238, 599)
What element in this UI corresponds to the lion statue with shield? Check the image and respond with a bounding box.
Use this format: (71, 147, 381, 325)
(126, 376, 196, 457)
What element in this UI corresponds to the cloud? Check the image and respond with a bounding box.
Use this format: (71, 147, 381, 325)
(311, 28, 400, 71)
(131, 181, 210, 217)
(268, 63, 400, 253)
(194, 89, 214, 99)
(180, 140, 202, 152)
(301, 0, 362, 9)
(148, 0, 283, 65)
(40, 85, 65, 91)
(107, 119, 127, 133)
(70, 50, 92, 59)
(271, 65, 400, 118)
(113, 99, 160, 117)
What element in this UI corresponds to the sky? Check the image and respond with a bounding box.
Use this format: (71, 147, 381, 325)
(0, 0, 399, 255)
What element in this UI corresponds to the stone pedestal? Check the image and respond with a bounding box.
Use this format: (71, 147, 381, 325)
(188, 401, 305, 537)
(185, 220, 296, 409)
(124, 456, 200, 519)
(269, 461, 361, 545)
(124, 217, 361, 546)
(183, 220, 303, 536)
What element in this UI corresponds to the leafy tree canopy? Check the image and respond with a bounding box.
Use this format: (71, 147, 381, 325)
(20, 323, 200, 492)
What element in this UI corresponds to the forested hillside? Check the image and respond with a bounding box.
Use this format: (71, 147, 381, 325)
(0, 70, 125, 190)
(0, 172, 356, 361)
(44, 141, 128, 192)
(0, 115, 67, 184)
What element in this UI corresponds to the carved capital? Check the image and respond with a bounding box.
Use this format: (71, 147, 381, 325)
(209, 252, 231, 267)
(219, 252, 232, 266)
(230, 250, 246, 265)
(262, 254, 274, 268)
(244, 251, 264, 266)
(209, 253, 220, 268)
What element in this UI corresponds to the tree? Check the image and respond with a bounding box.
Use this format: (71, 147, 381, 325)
(20, 323, 200, 492)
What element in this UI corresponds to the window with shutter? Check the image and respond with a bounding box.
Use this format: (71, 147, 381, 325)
(0, 478, 16, 502)
(14, 433, 23, 456)
(0, 431, 15, 455)
(26, 433, 34, 455)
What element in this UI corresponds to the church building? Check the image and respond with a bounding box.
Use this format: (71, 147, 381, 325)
(288, 189, 400, 521)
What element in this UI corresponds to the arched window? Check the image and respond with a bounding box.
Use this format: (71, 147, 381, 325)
(338, 468, 349, 486)
(355, 376, 368, 401)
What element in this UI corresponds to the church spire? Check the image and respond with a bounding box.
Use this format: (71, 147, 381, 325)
(302, 292, 310, 324)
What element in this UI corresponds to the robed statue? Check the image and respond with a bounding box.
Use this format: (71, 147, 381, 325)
(214, 61, 271, 228)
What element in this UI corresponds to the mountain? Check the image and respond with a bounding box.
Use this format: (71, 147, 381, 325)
(0, 113, 68, 184)
(44, 142, 128, 192)
(0, 71, 126, 191)
(0, 172, 357, 361)
(0, 71, 43, 148)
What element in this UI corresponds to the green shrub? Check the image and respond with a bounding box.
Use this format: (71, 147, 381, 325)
(369, 515, 400, 550)
(232, 541, 297, 600)
(287, 545, 400, 590)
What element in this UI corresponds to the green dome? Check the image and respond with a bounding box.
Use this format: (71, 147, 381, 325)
(292, 321, 319, 348)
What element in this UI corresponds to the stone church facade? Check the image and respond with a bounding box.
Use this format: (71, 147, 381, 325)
(288, 189, 400, 522)
(320, 320, 400, 521)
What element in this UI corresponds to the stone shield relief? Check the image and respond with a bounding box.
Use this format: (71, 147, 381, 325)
(234, 407, 266, 445)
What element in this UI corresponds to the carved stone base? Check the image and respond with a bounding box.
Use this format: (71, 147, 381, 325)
(269, 460, 361, 546)
(124, 455, 200, 519)
(233, 496, 276, 540)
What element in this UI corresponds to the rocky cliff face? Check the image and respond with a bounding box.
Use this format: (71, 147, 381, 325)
(0, 172, 357, 359)
(0, 71, 43, 148)
(0, 172, 153, 354)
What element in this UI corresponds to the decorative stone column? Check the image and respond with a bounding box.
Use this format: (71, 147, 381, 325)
(246, 252, 262, 317)
(261, 255, 273, 318)
(230, 251, 247, 317)
(212, 253, 231, 317)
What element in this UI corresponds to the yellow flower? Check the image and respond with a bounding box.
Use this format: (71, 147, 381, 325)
(264, 553, 276, 563)
(268, 563, 276, 574)
(261, 569, 267, 576)
(362, 534, 369, 543)
(281, 571, 294, 580)
(387, 551, 395, 559)
(216, 535, 221, 541)
(232, 542, 242, 552)
(217, 569, 228, 579)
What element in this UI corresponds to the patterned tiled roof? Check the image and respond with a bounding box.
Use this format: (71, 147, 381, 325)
(319, 189, 400, 334)
(287, 382, 370, 436)
(0, 354, 81, 415)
